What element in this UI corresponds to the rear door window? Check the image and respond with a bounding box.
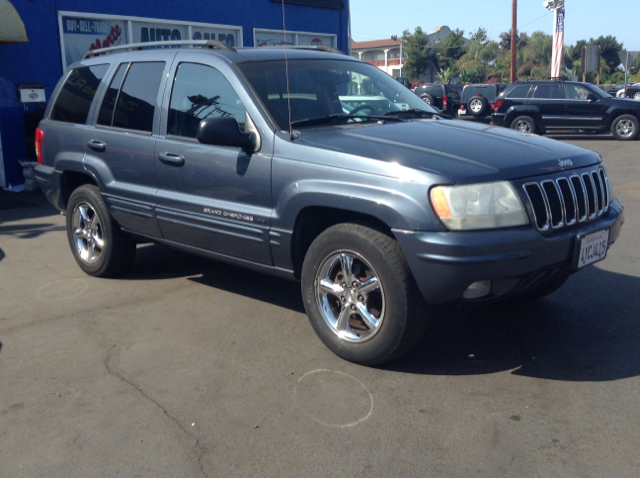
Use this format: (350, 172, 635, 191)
(507, 85, 532, 99)
(50, 64, 109, 124)
(112, 62, 165, 132)
(533, 84, 563, 99)
(97, 63, 128, 126)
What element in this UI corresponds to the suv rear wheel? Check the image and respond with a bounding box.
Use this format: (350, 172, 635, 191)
(611, 114, 639, 141)
(421, 93, 434, 106)
(301, 223, 428, 365)
(66, 185, 136, 277)
(511, 116, 538, 134)
(467, 96, 488, 116)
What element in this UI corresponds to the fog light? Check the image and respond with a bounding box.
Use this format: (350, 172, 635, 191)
(463, 280, 492, 299)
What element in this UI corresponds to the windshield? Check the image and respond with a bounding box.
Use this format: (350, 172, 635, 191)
(237, 59, 437, 130)
(587, 84, 613, 99)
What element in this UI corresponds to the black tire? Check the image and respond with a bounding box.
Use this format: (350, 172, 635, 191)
(514, 274, 569, 302)
(510, 115, 538, 134)
(467, 95, 489, 116)
(610, 114, 639, 141)
(66, 184, 136, 277)
(421, 93, 435, 106)
(301, 223, 428, 366)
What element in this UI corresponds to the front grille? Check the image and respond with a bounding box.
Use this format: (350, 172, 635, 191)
(523, 167, 610, 232)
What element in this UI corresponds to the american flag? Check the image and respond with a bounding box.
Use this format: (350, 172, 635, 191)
(551, 7, 565, 78)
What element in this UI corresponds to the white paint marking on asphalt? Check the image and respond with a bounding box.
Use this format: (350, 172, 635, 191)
(36, 279, 88, 301)
(294, 369, 373, 428)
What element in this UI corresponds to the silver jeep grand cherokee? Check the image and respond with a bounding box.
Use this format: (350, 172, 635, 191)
(34, 41, 624, 365)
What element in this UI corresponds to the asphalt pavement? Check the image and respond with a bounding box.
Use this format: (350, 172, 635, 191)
(0, 135, 639, 477)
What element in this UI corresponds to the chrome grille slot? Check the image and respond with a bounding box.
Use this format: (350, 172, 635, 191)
(571, 175, 588, 221)
(592, 172, 605, 215)
(599, 169, 609, 211)
(523, 183, 549, 231)
(582, 173, 597, 219)
(541, 180, 564, 228)
(557, 178, 577, 225)
(523, 167, 608, 232)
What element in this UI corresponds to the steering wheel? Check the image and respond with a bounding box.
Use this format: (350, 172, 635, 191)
(348, 104, 377, 116)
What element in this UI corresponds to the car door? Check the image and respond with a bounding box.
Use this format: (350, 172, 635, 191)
(154, 53, 273, 265)
(563, 83, 607, 129)
(84, 57, 170, 237)
(530, 83, 565, 129)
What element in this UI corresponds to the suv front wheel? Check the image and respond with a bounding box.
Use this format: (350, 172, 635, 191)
(511, 116, 538, 134)
(66, 184, 136, 277)
(301, 223, 428, 365)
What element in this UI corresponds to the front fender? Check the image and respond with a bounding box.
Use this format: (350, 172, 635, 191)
(271, 152, 447, 233)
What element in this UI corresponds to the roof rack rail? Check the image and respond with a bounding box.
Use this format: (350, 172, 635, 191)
(258, 45, 346, 56)
(83, 40, 236, 60)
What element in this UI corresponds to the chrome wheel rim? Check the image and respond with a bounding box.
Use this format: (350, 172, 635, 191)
(515, 119, 531, 133)
(315, 250, 385, 343)
(470, 98, 483, 113)
(616, 119, 635, 138)
(72, 202, 104, 264)
(422, 96, 431, 105)
(634, 93, 640, 100)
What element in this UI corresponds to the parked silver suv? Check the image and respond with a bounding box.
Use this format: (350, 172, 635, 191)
(35, 41, 624, 365)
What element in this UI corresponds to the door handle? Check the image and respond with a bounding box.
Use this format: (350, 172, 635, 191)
(87, 139, 107, 152)
(158, 152, 185, 166)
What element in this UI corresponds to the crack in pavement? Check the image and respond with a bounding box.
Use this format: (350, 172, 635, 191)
(105, 344, 208, 477)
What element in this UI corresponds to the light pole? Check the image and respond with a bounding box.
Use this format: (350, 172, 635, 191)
(391, 34, 410, 77)
(511, 0, 517, 83)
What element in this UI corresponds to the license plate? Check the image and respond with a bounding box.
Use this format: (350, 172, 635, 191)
(577, 229, 609, 269)
(459, 109, 466, 115)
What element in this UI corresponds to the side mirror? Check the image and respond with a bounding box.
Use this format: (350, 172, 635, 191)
(196, 117, 257, 152)
(587, 94, 599, 102)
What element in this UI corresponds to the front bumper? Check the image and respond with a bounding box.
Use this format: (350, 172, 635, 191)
(393, 199, 624, 304)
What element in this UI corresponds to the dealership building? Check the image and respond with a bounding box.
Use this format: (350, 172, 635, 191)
(0, 0, 348, 190)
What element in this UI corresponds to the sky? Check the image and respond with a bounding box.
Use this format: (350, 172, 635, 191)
(350, 0, 638, 50)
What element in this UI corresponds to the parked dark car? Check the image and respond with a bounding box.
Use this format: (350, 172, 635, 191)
(413, 83, 462, 117)
(492, 80, 640, 141)
(605, 83, 628, 95)
(34, 44, 624, 365)
(625, 84, 640, 101)
(457, 83, 508, 123)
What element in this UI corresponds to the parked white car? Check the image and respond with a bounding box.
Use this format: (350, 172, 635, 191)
(617, 83, 640, 98)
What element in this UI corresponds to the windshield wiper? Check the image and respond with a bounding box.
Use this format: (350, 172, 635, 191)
(383, 109, 436, 118)
(290, 114, 403, 128)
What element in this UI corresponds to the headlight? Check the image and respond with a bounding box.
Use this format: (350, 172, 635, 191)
(430, 181, 529, 231)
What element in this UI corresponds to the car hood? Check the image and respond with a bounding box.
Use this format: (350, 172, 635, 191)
(296, 119, 601, 183)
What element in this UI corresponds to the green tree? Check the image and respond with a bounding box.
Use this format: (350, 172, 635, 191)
(590, 35, 624, 72)
(439, 67, 454, 83)
(401, 27, 432, 80)
(457, 36, 499, 81)
(437, 29, 467, 71)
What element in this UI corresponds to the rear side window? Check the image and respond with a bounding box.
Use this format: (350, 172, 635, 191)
(533, 84, 563, 99)
(507, 85, 532, 98)
(50, 64, 109, 124)
(168, 63, 247, 138)
(96, 62, 165, 132)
